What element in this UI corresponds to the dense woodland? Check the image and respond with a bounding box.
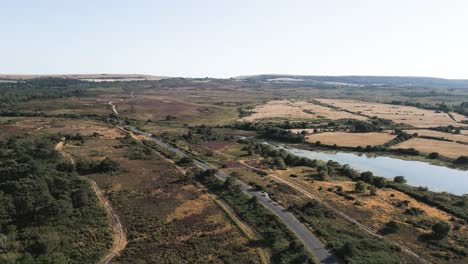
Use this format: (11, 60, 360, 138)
(0, 136, 110, 264)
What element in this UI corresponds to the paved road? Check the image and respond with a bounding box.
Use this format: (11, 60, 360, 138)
(129, 127, 339, 264)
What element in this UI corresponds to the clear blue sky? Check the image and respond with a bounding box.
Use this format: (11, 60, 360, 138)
(1, 0, 467, 78)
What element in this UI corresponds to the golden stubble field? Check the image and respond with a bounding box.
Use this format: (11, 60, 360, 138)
(318, 99, 463, 128)
(240, 100, 367, 121)
(290, 130, 396, 147)
(403, 129, 468, 143)
(391, 138, 468, 158)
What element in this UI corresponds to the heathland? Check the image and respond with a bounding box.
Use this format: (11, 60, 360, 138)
(0, 75, 467, 264)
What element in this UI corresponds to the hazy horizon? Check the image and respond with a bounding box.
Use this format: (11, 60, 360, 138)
(2, 0, 468, 79)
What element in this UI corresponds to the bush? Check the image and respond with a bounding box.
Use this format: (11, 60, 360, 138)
(380, 221, 400, 235)
(76, 157, 120, 174)
(404, 207, 425, 216)
(454, 156, 468, 165)
(431, 221, 451, 240)
(355, 181, 367, 193)
(428, 152, 440, 159)
(393, 176, 407, 184)
(177, 156, 194, 166)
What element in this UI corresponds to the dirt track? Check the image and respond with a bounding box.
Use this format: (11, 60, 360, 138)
(55, 141, 127, 264)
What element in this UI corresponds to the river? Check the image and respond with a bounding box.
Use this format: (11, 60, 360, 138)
(282, 146, 468, 195)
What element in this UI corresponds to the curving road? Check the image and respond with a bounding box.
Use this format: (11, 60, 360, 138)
(129, 127, 340, 264)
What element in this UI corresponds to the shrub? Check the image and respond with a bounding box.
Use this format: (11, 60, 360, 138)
(380, 221, 400, 234)
(431, 221, 451, 240)
(393, 176, 406, 184)
(404, 207, 425, 216)
(177, 157, 194, 166)
(355, 181, 367, 193)
(454, 156, 468, 165)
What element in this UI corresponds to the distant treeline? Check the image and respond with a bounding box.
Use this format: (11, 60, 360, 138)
(388, 100, 468, 118)
(242, 75, 468, 89)
(0, 78, 89, 107)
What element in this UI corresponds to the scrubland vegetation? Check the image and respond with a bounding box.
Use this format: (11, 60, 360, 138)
(0, 76, 467, 263)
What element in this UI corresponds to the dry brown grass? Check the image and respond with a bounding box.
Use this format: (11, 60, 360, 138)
(166, 185, 214, 223)
(451, 112, 468, 123)
(404, 129, 468, 143)
(0, 118, 124, 139)
(318, 99, 463, 128)
(292, 131, 396, 147)
(241, 100, 367, 121)
(391, 138, 468, 158)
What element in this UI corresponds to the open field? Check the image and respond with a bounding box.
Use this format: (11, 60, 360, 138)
(404, 129, 468, 143)
(291, 131, 396, 147)
(241, 100, 367, 122)
(318, 99, 464, 127)
(391, 138, 468, 158)
(117, 97, 239, 125)
(451, 112, 468, 123)
(0, 117, 124, 138)
(7, 97, 114, 115)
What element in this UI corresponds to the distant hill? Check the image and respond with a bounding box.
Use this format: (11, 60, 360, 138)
(0, 74, 165, 82)
(236, 74, 468, 89)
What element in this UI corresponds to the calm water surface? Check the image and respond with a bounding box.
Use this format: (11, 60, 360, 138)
(282, 146, 468, 195)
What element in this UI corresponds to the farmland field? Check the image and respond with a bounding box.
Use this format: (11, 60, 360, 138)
(391, 138, 468, 158)
(317, 99, 462, 127)
(403, 129, 468, 143)
(241, 100, 366, 121)
(295, 131, 396, 147)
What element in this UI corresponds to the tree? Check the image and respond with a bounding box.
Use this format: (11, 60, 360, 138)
(393, 176, 406, 184)
(274, 157, 287, 170)
(224, 176, 236, 190)
(360, 171, 374, 183)
(454, 156, 468, 165)
(431, 221, 450, 240)
(372, 177, 387, 188)
(428, 152, 439, 159)
(355, 181, 367, 193)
